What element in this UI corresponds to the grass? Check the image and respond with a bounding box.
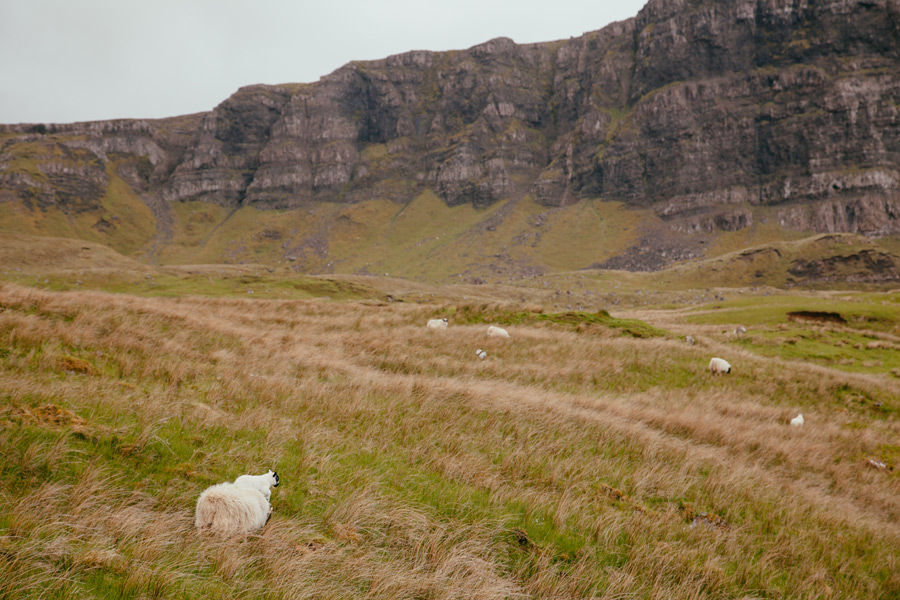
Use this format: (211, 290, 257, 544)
(0, 234, 387, 301)
(672, 291, 900, 377)
(0, 276, 898, 599)
(655, 233, 900, 291)
(446, 303, 670, 338)
(0, 157, 155, 257)
(688, 293, 900, 328)
(6, 268, 386, 301)
(7, 188, 652, 285)
(89, 161, 158, 255)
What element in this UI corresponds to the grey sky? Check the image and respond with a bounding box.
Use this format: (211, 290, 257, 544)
(1, 0, 648, 125)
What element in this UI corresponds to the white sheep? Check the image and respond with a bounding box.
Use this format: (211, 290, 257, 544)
(195, 470, 279, 536)
(708, 357, 731, 374)
(233, 470, 280, 500)
(685, 335, 695, 345)
(426, 318, 449, 330)
(475, 349, 487, 360)
(486, 325, 509, 338)
(790, 413, 804, 427)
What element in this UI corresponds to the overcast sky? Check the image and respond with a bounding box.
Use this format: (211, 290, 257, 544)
(0, 0, 648, 125)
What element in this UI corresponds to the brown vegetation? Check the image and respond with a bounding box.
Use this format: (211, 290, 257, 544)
(0, 282, 898, 598)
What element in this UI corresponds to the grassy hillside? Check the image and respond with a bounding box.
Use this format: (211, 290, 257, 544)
(0, 234, 386, 301)
(151, 192, 650, 283)
(0, 234, 153, 274)
(0, 150, 157, 257)
(3, 142, 900, 287)
(1, 279, 898, 599)
(647, 233, 900, 290)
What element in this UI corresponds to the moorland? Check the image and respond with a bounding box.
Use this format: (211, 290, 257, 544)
(1, 233, 898, 599)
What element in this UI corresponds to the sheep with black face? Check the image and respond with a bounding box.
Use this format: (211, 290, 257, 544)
(708, 357, 731, 375)
(426, 318, 449, 330)
(195, 470, 280, 536)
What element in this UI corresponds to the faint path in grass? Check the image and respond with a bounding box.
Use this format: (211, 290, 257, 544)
(12, 286, 897, 543)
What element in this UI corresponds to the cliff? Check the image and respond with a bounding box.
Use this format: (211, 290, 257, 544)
(1, 0, 899, 277)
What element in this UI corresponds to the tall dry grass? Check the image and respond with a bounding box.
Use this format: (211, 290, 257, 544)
(0, 282, 898, 598)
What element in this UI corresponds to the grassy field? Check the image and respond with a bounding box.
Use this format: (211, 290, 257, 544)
(1, 266, 899, 598)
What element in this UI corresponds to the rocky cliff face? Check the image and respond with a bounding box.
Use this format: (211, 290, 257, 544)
(2, 0, 900, 269)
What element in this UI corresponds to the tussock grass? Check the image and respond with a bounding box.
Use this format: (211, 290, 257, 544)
(0, 282, 898, 598)
(446, 303, 670, 338)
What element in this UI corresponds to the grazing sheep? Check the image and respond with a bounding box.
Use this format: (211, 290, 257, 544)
(685, 335, 695, 345)
(426, 318, 449, 330)
(708, 357, 731, 374)
(475, 349, 487, 360)
(195, 470, 280, 536)
(790, 413, 804, 427)
(486, 325, 509, 338)
(866, 458, 890, 471)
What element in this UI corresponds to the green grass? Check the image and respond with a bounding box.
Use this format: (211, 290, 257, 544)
(447, 304, 670, 338)
(0, 157, 157, 256)
(683, 292, 900, 376)
(654, 233, 900, 290)
(684, 292, 900, 332)
(90, 161, 158, 255)
(733, 328, 900, 376)
(0, 233, 387, 301)
(93, 271, 384, 300)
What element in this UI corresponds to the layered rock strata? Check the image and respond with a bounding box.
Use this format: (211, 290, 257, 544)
(2, 0, 900, 263)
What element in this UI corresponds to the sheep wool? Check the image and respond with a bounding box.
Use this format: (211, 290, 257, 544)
(195, 470, 279, 536)
(475, 349, 487, 360)
(234, 470, 280, 500)
(427, 318, 449, 329)
(486, 325, 509, 338)
(790, 414, 804, 427)
(708, 357, 731, 374)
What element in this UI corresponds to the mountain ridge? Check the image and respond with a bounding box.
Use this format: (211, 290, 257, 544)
(1, 0, 899, 281)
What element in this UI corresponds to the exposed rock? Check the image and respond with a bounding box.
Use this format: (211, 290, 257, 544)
(592, 235, 703, 271)
(2, 0, 900, 270)
(776, 194, 900, 236)
(786, 311, 847, 324)
(788, 248, 900, 283)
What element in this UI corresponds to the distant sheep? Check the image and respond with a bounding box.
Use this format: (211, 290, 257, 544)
(866, 458, 890, 471)
(426, 318, 449, 330)
(475, 349, 487, 360)
(734, 326, 747, 335)
(708, 357, 731, 375)
(486, 325, 509, 338)
(790, 414, 804, 427)
(685, 335, 695, 345)
(195, 470, 279, 536)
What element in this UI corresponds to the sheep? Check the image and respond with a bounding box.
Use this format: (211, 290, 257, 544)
(475, 349, 487, 360)
(685, 335, 695, 345)
(234, 470, 280, 500)
(426, 318, 449, 330)
(486, 325, 509, 338)
(195, 470, 279, 536)
(734, 326, 747, 335)
(790, 413, 804, 427)
(708, 357, 731, 374)
(866, 458, 890, 471)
